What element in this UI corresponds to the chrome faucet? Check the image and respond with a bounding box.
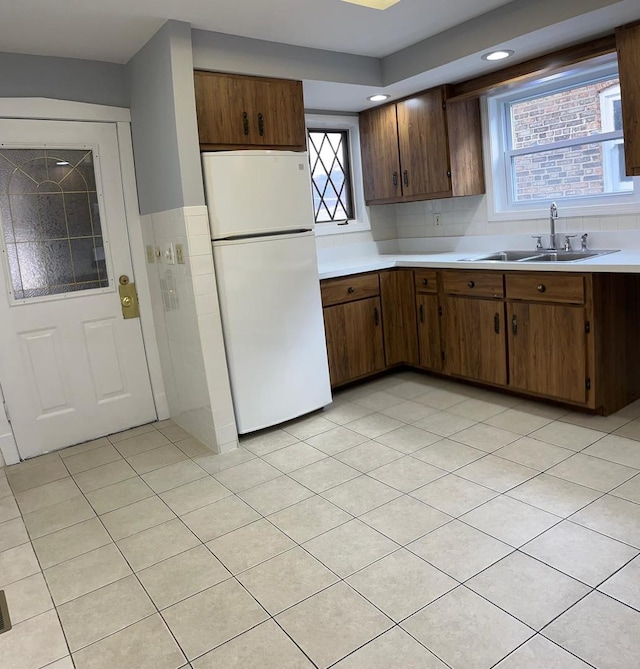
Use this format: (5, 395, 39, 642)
(549, 202, 558, 250)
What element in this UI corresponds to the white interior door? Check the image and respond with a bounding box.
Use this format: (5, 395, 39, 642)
(0, 119, 156, 459)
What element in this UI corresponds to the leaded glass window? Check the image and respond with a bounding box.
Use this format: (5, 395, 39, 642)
(0, 148, 108, 300)
(308, 130, 354, 223)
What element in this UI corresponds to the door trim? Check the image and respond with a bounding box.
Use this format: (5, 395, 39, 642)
(0, 98, 169, 465)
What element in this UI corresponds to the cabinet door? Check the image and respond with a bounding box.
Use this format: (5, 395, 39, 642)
(194, 72, 255, 146)
(616, 22, 640, 176)
(509, 302, 587, 403)
(360, 105, 402, 202)
(443, 297, 507, 385)
(380, 270, 418, 366)
(417, 294, 441, 370)
(397, 88, 451, 197)
(323, 297, 385, 387)
(249, 78, 307, 149)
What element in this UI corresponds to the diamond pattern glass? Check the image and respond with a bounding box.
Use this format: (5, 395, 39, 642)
(0, 148, 108, 300)
(308, 131, 354, 223)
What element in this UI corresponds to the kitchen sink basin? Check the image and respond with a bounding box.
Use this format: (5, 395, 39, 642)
(460, 250, 619, 263)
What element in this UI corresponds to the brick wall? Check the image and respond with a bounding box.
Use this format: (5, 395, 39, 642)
(511, 79, 618, 200)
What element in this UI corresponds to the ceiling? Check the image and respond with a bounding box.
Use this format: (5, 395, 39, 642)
(0, 0, 516, 63)
(0, 0, 638, 114)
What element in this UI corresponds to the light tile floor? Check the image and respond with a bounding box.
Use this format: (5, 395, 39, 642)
(2, 371, 640, 668)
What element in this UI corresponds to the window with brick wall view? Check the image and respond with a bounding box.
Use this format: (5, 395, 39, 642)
(489, 58, 634, 211)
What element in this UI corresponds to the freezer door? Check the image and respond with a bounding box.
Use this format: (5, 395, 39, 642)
(203, 151, 315, 239)
(213, 231, 332, 433)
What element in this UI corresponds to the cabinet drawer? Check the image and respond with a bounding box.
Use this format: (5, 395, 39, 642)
(415, 270, 438, 294)
(506, 273, 585, 304)
(441, 270, 504, 298)
(321, 274, 380, 307)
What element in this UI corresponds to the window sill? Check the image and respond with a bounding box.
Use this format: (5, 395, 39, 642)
(314, 219, 372, 236)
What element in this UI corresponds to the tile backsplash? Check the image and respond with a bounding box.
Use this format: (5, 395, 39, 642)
(394, 195, 640, 239)
(314, 194, 640, 251)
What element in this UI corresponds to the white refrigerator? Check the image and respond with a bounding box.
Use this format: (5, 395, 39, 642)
(202, 150, 332, 434)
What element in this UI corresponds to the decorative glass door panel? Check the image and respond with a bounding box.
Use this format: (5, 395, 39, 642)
(0, 148, 109, 300)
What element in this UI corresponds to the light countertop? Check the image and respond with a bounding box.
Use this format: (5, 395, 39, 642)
(317, 244, 640, 280)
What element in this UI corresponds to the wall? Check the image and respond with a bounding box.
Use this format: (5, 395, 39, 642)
(394, 194, 640, 239)
(126, 20, 204, 216)
(141, 206, 237, 452)
(0, 52, 128, 106)
(127, 21, 237, 453)
(191, 30, 381, 86)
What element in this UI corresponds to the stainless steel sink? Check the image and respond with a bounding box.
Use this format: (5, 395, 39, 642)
(464, 251, 543, 261)
(460, 250, 619, 263)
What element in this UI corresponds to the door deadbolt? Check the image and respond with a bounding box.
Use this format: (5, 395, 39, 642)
(118, 275, 140, 319)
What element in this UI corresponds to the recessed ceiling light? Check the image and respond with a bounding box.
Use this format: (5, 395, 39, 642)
(368, 94, 390, 102)
(482, 50, 514, 61)
(342, 0, 401, 9)
(56, 161, 70, 166)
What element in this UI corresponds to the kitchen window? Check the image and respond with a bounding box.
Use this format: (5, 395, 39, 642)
(486, 56, 639, 219)
(308, 129, 354, 223)
(305, 114, 370, 235)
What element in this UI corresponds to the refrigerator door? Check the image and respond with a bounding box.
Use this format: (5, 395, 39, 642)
(203, 150, 315, 239)
(213, 231, 332, 433)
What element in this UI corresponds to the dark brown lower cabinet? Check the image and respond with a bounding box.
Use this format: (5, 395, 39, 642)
(508, 302, 587, 404)
(323, 297, 385, 387)
(320, 269, 640, 415)
(416, 293, 441, 370)
(442, 296, 507, 386)
(380, 270, 418, 367)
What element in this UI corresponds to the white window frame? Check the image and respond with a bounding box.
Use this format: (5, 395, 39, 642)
(485, 57, 640, 221)
(600, 84, 633, 194)
(305, 113, 371, 236)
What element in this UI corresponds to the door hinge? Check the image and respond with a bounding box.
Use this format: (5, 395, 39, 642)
(586, 377, 591, 391)
(2, 401, 10, 423)
(585, 321, 591, 334)
(438, 306, 443, 317)
(441, 351, 446, 362)
(442, 101, 446, 110)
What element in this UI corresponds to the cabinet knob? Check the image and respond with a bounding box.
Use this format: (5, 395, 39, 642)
(468, 280, 475, 288)
(422, 278, 429, 286)
(347, 286, 355, 294)
(403, 170, 409, 187)
(537, 284, 546, 293)
(392, 172, 398, 188)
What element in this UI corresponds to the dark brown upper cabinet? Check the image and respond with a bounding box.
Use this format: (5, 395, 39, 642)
(359, 86, 485, 205)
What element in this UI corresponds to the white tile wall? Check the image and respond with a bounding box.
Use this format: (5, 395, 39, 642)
(394, 195, 640, 240)
(314, 206, 398, 251)
(141, 206, 238, 454)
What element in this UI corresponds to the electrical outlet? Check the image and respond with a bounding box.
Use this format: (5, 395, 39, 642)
(146, 245, 155, 263)
(175, 244, 185, 264)
(434, 213, 442, 226)
(165, 243, 176, 265)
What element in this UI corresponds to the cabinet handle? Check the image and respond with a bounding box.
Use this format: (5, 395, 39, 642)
(258, 113, 265, 136)
(537, 283, 546, 293)
(422, 278, 429, 286)
(347, 286, 355, 294)
(403, 170, 409, 187)
(243, 111, 249, 136)
(494, 312, 500, 334)
(419, 304, 424, 323)
(374, 307, 380, 326)
(392, 172, 398, 188)
(467, 280, 475, 288)
(512, 315, 518, 335)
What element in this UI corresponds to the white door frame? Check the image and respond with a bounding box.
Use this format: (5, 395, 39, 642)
(0, 98, 169, 466)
